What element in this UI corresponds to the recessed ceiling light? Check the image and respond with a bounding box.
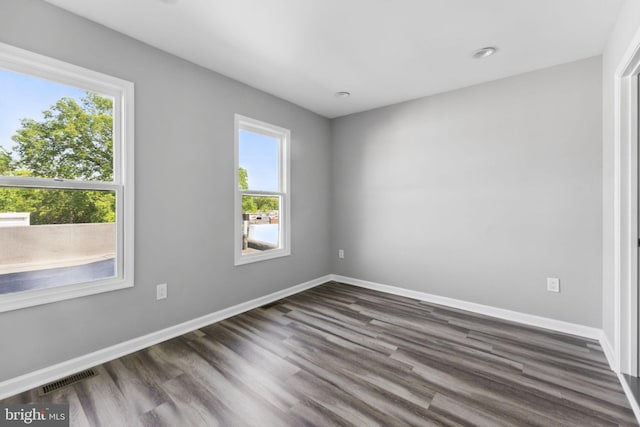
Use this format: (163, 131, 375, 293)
(335, 91, 351, 98)
(472, 47, 498, 59)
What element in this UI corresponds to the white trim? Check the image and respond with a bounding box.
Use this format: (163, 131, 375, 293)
(600, 331, 617, 372)
(234, 114, 291, 266)
(0, 274, 331, 401)
(0, 176, 120, 190)
(121, 63, 135, 303)
(630, 72, 639, 375)
(600, 334, 640, 427)
(618, 372, 640, 424)
(0, 42, 130, 99)
(335, 274, 640, 422)
(0, 42, 135, 313)
(335, 274, 640, 419)
(331, 275, 602, 340)
(0, 279, 132, 314)
(598, 336, 638, 427)
(613, 22, 640, 375)
(2, 272, 636, 418)
(613, 67, 622, 372)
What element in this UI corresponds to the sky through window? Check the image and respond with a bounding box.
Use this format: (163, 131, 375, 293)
(0, 68, 85, 155)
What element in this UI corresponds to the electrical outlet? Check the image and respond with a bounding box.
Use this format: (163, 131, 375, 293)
(338, 249, 344, 259)
(546, 278, 560, 293)
(156, 283, 167, 300)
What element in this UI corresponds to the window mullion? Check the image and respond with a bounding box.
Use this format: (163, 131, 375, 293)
(240, 190, 284, 197)
(0, 176, 118, 191)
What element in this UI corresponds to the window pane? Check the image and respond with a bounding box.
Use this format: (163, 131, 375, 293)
(241, 195, 280, 253)
(0, 187, 116, 295)
(238, 129, 279, 191)
(0, 68, 114, 182)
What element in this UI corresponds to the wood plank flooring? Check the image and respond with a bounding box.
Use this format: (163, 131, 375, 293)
(3, 281, 637, 426)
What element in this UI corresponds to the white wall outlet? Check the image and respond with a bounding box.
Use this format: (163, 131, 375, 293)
(338, 249, 344, 259)
(546, 278, 560, 293)
(156, 283, 168, 300)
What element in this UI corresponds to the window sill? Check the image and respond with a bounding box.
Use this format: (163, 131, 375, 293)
(0, 277, 133, 313)
(234, 248, 291, 266)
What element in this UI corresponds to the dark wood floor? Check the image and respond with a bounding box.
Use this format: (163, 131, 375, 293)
(3, 281, 637, 426)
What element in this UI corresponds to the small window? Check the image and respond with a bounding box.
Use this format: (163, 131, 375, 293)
(0, 42, 134, 312)
(234, 115, 290, 265)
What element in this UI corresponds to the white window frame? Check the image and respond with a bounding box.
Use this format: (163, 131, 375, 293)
(234, 114, 290, 265)
(0, 42, 134, 312)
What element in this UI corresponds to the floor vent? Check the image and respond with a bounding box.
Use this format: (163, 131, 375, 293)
(39, 369, 97, 395)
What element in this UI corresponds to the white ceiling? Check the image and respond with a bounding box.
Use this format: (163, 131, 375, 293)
(44, 0, 623, 118)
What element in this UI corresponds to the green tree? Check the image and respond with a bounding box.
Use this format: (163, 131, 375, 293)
(239, 167, 254, 213)
(0, 93, 116, 224)
(0, 147, 11, 174)
(12, 93, 113, 181)
(253, 196, 278, 212)
(238, 167, 279, 214)
(0, 169, 39, 222)
(239, 167, 249, 190)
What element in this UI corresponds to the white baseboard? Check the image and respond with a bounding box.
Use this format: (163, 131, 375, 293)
(330, 274, 602, 341)
(0, 274, 331, 401)
(0, 272, 624, 412)
(618, 372, 640, 423)
(602, 330, 640, 425)
(599, 332, 619, 373)
(332, 275, 640, 425)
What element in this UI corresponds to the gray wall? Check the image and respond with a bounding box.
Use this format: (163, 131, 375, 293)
(0, 0, 332, 381)
(0, 0, 611, 384)
(331, 57, 603, 327)
(602, 0, 640, 352)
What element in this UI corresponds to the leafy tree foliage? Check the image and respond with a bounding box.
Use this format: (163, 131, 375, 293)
(239, 167, 249, 190)
(238, 167, 279, 214)
(0, 93, 115, 224)
(251, 196, 278, 213)
(13, 93, 113, 181)
(0, 148, 11, 175)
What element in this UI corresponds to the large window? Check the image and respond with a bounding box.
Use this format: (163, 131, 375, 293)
(0, 42, 134, 312)
(235, 115, 290, 265)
